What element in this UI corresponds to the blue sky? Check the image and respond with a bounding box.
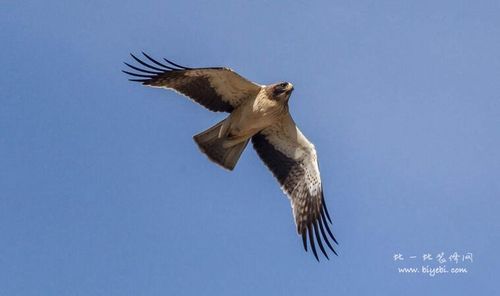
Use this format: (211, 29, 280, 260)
(1, 0, 499, 295)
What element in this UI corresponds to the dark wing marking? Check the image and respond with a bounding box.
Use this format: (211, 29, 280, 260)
(123, 52, 261, 112)
(252, 113, 337, 261)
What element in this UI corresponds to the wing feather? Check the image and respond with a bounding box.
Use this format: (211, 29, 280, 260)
(123, 53, 261, 112)
(251, 113, 337, 260)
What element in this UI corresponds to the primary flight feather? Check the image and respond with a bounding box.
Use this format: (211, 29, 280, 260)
(123, 53, 338, 261)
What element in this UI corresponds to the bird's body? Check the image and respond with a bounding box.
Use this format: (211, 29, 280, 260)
(123, 53, 338, 261)
(219, 86, 289, 149)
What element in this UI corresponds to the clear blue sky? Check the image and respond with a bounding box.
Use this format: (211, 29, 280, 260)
(1, 1, 499, 295)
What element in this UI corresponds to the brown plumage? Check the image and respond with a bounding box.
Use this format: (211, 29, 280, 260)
(123, 53, 338, 261)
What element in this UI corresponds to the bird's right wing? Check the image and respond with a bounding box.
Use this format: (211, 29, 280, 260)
(123, 53, 262, 112)
(251, 113, 337, 261)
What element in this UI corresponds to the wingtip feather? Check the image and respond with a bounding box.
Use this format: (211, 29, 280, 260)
(313, 221, 329, 260)
(308, 224, 319, 261)
(142, 52, 178, 70)
(163, 58, 192, 70)
(302, 231, 308, 252)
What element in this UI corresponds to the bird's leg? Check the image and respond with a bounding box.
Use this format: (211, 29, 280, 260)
(222, 135, 249, 148)
(218, 119, 230, 138)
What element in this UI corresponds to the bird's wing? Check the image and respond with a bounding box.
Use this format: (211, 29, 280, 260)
(251, 113, 337, 261)
(123, 53, 262, 112)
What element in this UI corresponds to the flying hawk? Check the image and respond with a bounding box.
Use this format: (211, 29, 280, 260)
(123, 53, 338, 261)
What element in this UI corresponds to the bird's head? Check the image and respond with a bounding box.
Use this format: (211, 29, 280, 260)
(269, 82, 294, 102)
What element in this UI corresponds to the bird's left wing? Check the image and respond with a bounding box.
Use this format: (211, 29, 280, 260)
(251, 113, 338, 261)
(123, 53, 261, 112)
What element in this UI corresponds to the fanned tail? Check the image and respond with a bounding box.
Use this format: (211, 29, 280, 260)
(193, 119, 248, 170)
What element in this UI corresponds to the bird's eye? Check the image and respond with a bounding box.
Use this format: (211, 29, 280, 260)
(280, 82, 288, 88)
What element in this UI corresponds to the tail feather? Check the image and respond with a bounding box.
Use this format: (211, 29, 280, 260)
(193, 120, 248, 170)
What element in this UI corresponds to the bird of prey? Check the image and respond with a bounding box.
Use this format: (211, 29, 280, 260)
(123, 53, 338, 261)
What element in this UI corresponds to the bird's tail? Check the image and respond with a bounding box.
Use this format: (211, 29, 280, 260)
(193, 119, 249, 171)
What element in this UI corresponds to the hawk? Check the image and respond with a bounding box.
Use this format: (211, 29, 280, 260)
(123, 53, 338, 261)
